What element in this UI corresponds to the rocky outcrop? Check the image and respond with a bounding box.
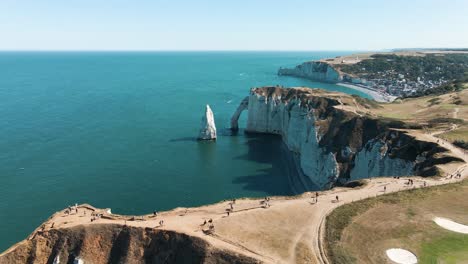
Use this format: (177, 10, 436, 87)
(278, 61, 342, 83)
(198, 105, 217, 140)
(235, 86, 461, 188)
(0, 224, 257, 264)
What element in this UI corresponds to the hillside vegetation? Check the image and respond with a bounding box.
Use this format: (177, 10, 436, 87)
(339, 54, 468, 82)
(370, 89, 468, 149)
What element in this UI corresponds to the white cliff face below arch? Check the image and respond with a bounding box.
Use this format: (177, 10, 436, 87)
(240, 87, 418, 189)
(245, 92, 339, 188)
(350, 140, 413, 180)
(198, 105, 217, 140)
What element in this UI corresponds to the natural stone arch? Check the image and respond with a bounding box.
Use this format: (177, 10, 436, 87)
(230, 96, 249, 131)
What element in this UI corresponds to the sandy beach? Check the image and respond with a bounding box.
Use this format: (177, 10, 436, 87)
(337, 82, 397, 103)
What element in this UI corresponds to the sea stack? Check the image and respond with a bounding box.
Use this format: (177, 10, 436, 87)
(198, 104, 217, 140)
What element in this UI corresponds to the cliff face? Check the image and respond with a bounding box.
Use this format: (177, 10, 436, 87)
(238, 87, 458, 189)
(278, 61, 342, 83)
(0, 224, 257, 264)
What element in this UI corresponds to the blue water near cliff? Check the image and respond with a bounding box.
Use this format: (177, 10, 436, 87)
(0, 51, 369, 250)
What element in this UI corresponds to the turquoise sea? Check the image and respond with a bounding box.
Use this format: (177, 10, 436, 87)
(0, 51, 369, 251)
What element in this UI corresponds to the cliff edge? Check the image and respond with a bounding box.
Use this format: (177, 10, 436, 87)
(2, 87, 465, 264)
(232, 86, 463, 189)
(0, 205, 259, 264)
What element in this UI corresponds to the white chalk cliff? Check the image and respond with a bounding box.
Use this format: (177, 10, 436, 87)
(198, 104, 217, 140)
(278, 61, 342, 83)
(232, 87, 450, 189)
(349, 139, 414, 180)
(278, 61, 374, 86)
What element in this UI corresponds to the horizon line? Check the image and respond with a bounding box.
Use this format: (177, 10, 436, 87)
(0, 49, 376, 52)
(0, 47, 466, 53)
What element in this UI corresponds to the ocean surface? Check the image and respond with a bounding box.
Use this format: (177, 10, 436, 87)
(0, 51, 369, 251)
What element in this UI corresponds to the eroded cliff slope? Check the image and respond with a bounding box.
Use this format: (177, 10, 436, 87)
(234, 86, 461, 188)
(0, 224, 257, 264)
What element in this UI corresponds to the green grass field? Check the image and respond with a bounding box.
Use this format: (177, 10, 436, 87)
(420, 233, 468, 264)
(325, 180, 468, 264)
(438, 127, 468, 142)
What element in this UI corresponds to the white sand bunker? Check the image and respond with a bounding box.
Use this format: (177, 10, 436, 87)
(386, 248, 418, 264)
(434, 217, 468, 234)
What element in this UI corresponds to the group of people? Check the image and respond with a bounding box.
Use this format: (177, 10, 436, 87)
(90, 212, 103, 222)
(65, 204, 79, 215)
(310, 192, 339, 203)
(261, 197, 271, 208)
(312, 192, 319, 203)
(202, 218, 214, 232)
(225, 199, 237, 217)
(406, 179, 415, 185)
(62, 204, 109, 224)
(448, 172, 463, 179)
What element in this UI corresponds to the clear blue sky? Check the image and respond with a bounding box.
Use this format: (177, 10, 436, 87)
(1, 0, 467, 51)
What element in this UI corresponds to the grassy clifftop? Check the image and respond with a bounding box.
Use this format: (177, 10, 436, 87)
(371, 89, 468, 149)
(326, 179, 468, 264)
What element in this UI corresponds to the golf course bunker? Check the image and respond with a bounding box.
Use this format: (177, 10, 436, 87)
(434, 217, 468, 234)
(386, 248, 418, 264)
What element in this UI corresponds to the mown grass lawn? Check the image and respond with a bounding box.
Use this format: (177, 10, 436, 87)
(325, 180, 468, 264)
(420, 233, 468, 264)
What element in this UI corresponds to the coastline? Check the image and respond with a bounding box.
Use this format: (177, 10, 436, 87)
(336, 82, 397, 103)
(2, 87, 467, 263)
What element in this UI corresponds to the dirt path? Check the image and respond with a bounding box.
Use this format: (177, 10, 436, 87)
(454, 107, 459, 119)
(3, 131, 467, 263)
(315, 128, 467, 264)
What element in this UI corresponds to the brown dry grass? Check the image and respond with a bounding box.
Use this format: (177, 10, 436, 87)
(373, 89, 467, 125)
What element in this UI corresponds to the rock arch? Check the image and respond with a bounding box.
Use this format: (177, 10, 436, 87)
(230, 96, 249, 131)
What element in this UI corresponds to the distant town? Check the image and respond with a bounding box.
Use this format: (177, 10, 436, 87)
(334, 52, 468, 97)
